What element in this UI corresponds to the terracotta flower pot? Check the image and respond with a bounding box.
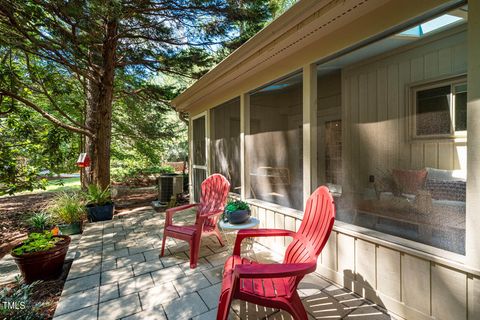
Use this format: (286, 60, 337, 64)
(11, 235, 71, 283)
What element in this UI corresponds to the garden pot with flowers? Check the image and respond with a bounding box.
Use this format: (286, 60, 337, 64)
(11, 231, 71, 283)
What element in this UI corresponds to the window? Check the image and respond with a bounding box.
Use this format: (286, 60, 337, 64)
(413, 78, 467, 138)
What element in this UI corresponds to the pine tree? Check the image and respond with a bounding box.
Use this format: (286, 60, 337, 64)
(0, 0, 273, 188)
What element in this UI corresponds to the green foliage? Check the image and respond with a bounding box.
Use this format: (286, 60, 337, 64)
(0, 276, 46, 320)
(28, 212, 50, 231)
(111, 161, 174, 183)
(11, 231, 61, 256)
(0, 0, 281, 193)
(85, 185, 111, 206)
(269, 0, 298, 18)
(46, 192, 86, 224)
(0, 103, 79, 196)
(225, 200, 250, 212)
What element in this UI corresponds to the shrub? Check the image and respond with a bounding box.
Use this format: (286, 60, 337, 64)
(111, 163, 175, 184)
(0, 276, 46, 320)
(28, 212, 50, 231)
(85, 184, 111, 206)
(46, 192, 86, 224)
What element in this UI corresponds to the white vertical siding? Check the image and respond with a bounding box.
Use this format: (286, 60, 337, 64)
(342, 29, 467, 189)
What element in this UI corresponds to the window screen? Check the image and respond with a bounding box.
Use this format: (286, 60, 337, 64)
(247, 73, 303, 210)
(211, 98, 241, 193)
(416, 86, 452, 136)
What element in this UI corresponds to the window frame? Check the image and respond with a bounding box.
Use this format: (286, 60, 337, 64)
(409, 75, 467, 140)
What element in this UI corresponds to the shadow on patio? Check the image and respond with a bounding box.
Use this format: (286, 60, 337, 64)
(52, 207, 392, 320)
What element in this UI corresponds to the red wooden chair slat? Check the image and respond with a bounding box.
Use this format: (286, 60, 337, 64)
(217, 186, 335, 320)
(161, 174, 230, 269)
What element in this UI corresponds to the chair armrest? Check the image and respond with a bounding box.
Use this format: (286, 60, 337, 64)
(165, 203, 198, 226)
(233, 229, 296, 255)
(199, 209, 224, 218)
(233, 262, 316, 279)
(197, 209, 224, 231)
(166, 203, 198, 214)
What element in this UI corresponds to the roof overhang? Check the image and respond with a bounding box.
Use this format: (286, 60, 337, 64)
(172, 0, 455, 113)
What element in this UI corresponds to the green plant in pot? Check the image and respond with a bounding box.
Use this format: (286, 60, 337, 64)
(28, 212, 52, 233)
(11, 231, 71, 283)
(85, 184, 114, 222)
(47, 192, 86, 235)
(224, 200, 251, 224)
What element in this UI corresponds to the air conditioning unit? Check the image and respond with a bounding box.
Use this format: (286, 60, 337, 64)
(157, 174, 184, 203)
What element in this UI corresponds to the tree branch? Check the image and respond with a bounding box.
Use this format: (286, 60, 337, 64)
(0, 89, 94, 137)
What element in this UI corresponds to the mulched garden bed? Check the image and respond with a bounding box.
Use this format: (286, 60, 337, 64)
(0, 185, 160, 320)
(0, 260, 72, 320)
(0, 193, 56, 259)
(0, 185, 159, 259)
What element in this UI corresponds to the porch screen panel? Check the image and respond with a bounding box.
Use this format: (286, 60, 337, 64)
(211, 98, 241, 193)
(192, 168, 207, 203)
(248, 73, 303, 210)
(192, 117, 206, 166)
(192, 116, 206, 202)
(316, 5, 468, 255)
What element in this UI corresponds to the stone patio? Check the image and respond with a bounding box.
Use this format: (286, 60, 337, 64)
(5, 206, 393, 320)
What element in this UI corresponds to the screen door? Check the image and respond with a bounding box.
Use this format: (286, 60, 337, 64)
(192, 115, 207, 202)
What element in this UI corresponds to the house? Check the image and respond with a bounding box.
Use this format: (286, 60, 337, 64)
(172, 1, 480, 319)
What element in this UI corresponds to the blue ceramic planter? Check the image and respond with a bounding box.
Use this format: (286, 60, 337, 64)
(226, 209, 251, 224)
(86, 203, 114, 222)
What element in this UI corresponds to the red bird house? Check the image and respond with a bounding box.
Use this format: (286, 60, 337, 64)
(76, 153, 91, 168)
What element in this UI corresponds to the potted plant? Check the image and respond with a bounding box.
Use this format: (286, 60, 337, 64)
(85, 184, 114, 222)
(47, 192, 86, 235)
(224, 200, 251, 224)
(11, 231, 71, 283)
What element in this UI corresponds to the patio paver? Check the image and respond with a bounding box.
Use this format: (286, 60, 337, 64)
(48, 207, 393, 320)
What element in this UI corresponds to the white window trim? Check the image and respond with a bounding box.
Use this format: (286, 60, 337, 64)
(409, 74, 467, 140)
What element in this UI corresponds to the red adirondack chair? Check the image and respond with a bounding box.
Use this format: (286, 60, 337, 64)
(161, 174, 230, 269)
(216, 186, 335, 320)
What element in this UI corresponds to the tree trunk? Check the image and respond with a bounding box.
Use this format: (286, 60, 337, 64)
(82, 19, 118, 190)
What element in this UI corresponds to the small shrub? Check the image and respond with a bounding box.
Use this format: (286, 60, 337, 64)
(225, 200, 250, 212)
(28, 212, 50, 231)
(0, 276, 46, 320)
(111, 163, 175, 184)
(11, 231, 61, 256)
(85, 184, 111, 206)
(46, 192, 86, 224)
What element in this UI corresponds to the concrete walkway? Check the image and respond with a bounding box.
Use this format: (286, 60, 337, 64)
(45, 207, 392, 320)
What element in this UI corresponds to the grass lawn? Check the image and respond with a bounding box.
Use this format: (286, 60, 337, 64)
(42, 177, 81, 193)
(0, 177, 81, 198)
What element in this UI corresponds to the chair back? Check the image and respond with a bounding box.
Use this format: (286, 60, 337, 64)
(283, 186, 335, 288)
(197, 174, 230, 226)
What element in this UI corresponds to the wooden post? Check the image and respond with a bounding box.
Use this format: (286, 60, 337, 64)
(241, 93, 251, 200)
(303, 63, 318, 208)
(466, 1, 480, 269)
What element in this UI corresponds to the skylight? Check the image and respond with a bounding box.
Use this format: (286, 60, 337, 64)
(399, 14, 464, 37)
